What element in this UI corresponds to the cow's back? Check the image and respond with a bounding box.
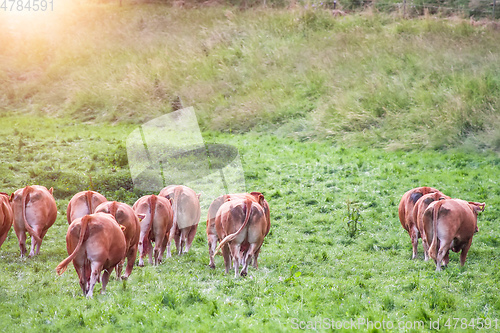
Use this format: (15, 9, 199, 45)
(443, 199, 477, 239)
(67, 213, 126, 266)
(159, 185, 200, 229)
(399, 186, 440, 230)
(245, 203, 267, 244)
(209, 192, 270, 235)
(12, 185, 57, 232)
(413, 192, 449, 232)
(67, 191, 107, 224)
(95, 201, 139, 250)
(133, 195, 173, 236)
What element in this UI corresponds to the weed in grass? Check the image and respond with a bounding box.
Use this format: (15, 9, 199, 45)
(343, 200, 363, 238)
(284, 264, 302, 284)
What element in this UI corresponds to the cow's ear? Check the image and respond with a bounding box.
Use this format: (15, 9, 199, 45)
(259, 195, 265, 207)
(168, 198, 174, 206)
(197, 193, 201, 200)
(48, 187, 54, 195)
(468, 202, 486, 213)
(137, 214, 146, 222)
(120, 225, 126, 232)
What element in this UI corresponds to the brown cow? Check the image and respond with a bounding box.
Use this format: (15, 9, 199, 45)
(158, 185, 201, 257)
(413, 191, 450, 261)
(132, 194, 173, 266)
(214, 198, 268, 277)
(10, 185, 57, 257)
(398, 186, 442, 259)
(423, 199, 485, 271)
(66, 190, 107, 224)
(0, 193, 14, 249)
(56, 213, 127, 298)
(207, 192, 270, 269)
(95, 201, 140, 280)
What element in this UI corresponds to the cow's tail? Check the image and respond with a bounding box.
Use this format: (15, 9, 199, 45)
(22, 186, 42, 244)
(428, 200, 444, 260)
(109, 201, 118, 218)
(144, 195, 157, 241)
(214, 199, 252, 255)
(85, 191, 93, 213)
(149, 195, 157, 231)
(172, 186, 182, 230)
(56, 215, 91, 275)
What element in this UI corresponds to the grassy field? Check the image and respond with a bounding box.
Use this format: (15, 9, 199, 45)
(0, 116, 499, 332)
(0, 3, 500, 332)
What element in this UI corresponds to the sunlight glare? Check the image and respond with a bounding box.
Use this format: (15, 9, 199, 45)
(1, 1, 80, 39)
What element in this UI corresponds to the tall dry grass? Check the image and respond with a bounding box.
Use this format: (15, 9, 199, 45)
(1, 3, 499, 149)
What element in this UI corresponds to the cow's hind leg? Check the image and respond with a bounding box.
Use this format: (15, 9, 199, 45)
(138, 240, 151, 267)
(166, 241, 172, 259)
(230, 244, 241, 278)
(16, 231, 27, 258)
(0, 231, 9, 249)
(222, 245, 231, 274)
(460, 239, 473, 266)
(174, 230, 181, 255)
(115, 259, 125, 280)
(435, 240, 452, 271)
(86, 262, 103, 298)
(422, 237, 430, 261)
(148, 240, 154, 265)
(252, 244, 264, 269)
(157, 234, 169, 265)
(76, 259, 89, 296)
(207, 235, 218, 269)
(153, 234, 165, 265)
(35, 229, 49, 256)
(178, 228, 189, 255)
(410, 226, 419, 260)
(122, 245, 138, 280)
(101, 268, 113, 294)
(185, 225, 198, 253)
(166, 228, 175, 258)
(443, 251, 450, 267)
(28, 235, 38, 258)
(240, 244, 257, 277)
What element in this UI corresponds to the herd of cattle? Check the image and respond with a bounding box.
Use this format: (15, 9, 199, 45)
(0, 185, 270, 297)
(398, 186, 485, 271)
(0, 184, 486, 297)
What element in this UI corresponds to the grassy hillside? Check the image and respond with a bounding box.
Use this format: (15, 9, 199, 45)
(1, 3, 500, 150)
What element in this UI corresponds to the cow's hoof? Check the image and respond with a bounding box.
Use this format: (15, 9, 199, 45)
(209, 264, 215, 269)
(121, 276, 128, 281)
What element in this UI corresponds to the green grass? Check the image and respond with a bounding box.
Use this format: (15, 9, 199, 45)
(0, 117, 499, 331)
(1, 3, 500, 332)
